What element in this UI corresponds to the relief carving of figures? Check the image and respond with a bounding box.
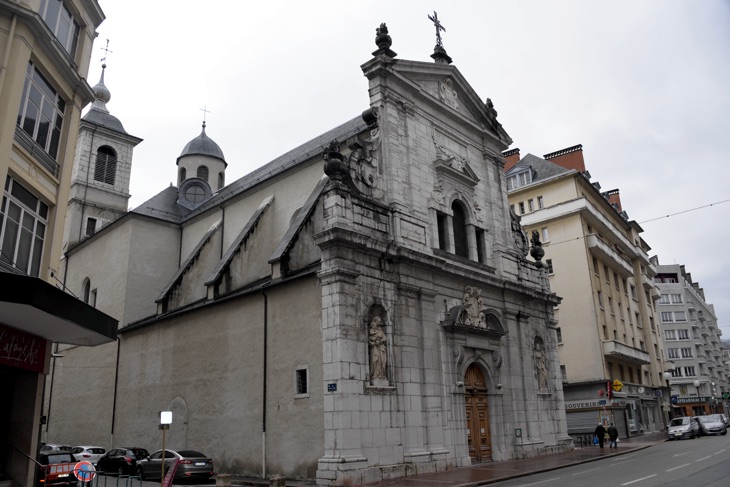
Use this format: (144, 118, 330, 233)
(460, 286, 486, 327)
(534, 337, 548, 392)
(434, 143, 467, 172)
(509, 208, 529, 257)
(473, 202, 485, 223)
(439, 78, 459, 109)
(369, 316, 387, 381)
(432, 180, 445, 205)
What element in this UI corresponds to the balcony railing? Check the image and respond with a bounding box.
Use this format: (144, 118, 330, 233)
(586, 234, 634, 277)
(14, 128, 59, 177)
(602, 340, 651, 365)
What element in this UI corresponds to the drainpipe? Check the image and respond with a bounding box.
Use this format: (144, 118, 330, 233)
(0, 14, 17, 95)
(110, 336, 121, 448)
(261, 288, 268, 478)
(77, 127, 98, 243)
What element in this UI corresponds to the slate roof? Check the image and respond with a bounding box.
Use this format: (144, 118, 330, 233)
(130, 186, 191, 223)
(508, 153, 573, 183)
(178, 124, 226, 163)
(83, 108, 128, 134)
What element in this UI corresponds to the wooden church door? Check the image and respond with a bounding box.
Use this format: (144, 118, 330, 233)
(464, 364, 492, 463)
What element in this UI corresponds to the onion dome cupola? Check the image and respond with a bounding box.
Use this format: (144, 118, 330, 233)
(82, 64, 130, 133)
(176, 121, 228, 193)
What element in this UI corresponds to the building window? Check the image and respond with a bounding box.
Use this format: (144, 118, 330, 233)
(0, 177, 48, 277)
(436, 211, 448, 251)
(537, 195, 544, 209)
(39, 0, 80, 57)
(452, 201, 468, 258)
(630, 285, 637, 300)
(556, 327, 562, 343)
(681, 348, 693, 358)
(670, 294, 683, 304)
(684, 366, 696, 377)
(604, 265, 610, 284)
(677, 329, 690, 340)
(82, 277, 90, 303)
(667, 348, 679, 359)
(659, 294, 670, 304)
(560, 365, 567, 382)
(664, 329, 677, 341)
(507, 170, 531, 190)
(475, 229, 485, 263)
(593, 257, 600, 276)
(597, 291, 604, 309)
(541, 227, 549, 243)
(545, 258, 554, 274)
(217, 172, 224, 190)
(16, 62, 66, 160)
(197, 165, 209, 180)
(671, 368, 682, 378)
(295, 367, 309, 397)
(674, 311, 687, 322)
(179, 167, 186, 184)
(528, 199, 534, 212)
(639, 340, 646, 351)
(185, 183, 206, 204)
(85, 217, 97, 236)
(94, 146, 117, 185)
(518, 201, 525, 215)
(613, 272, 619, 290)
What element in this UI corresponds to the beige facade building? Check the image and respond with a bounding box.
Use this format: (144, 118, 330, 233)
(505, 145, 667, 439)
(46, 25, 573, 486)
(0, 1, 117, 486)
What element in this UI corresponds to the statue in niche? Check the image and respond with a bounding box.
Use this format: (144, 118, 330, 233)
(369, 316, 387, 381)
(461, 286, 486, 327)
(534, 338, 548, 391)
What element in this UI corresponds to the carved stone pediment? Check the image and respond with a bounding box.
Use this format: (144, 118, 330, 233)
(441, 288, 507, 339)
(433, 144, 479, 188)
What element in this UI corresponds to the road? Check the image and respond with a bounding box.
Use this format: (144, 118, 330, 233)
(491, 434, 730, 487)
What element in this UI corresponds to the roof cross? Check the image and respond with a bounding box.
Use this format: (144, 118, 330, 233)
(100, 39, 112, 64)
(200, 106, 212, 125)
(428, 11, 446, 47)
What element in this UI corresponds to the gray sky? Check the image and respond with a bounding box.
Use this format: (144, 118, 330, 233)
(90, 0, 730, 334)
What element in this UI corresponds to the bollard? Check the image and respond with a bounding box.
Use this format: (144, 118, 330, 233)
(215, 474, 231, 487)
(269, 475, 285, 487)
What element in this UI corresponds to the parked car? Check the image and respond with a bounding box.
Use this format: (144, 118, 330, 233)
(136, 449, 214, 481)
(97, 447, 150, 476)
(720, 413, 730, 427)
(36, 452, 77, 486)
(39, 444, 72, 454)
(667, 416, 699, 440)
(69, 446, 106, 466)
(696, 414, 728, 436)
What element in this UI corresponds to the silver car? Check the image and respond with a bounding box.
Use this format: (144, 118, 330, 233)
(696, 414, 728, 436)
(667, 416, 699, 440)
(136, 449, 214, 481)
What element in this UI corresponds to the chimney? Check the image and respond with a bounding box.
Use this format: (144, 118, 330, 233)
(502, 148, 520, 172)
(603, 189, 622, 212)
(543, 144, 585, 172)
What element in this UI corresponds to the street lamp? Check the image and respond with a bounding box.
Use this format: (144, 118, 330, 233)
(694, 380, 701, 415)
(662, 372, 673, 423)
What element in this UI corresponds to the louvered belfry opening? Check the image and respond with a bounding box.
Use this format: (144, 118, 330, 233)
(94, 145, 117, 185)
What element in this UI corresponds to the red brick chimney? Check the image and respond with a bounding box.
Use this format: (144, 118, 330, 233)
(502, 148, 520, 172)
(604, 189, 622, 211)
(543, 144, 585, 172)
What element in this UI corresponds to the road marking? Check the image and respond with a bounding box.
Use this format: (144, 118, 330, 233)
(666, 463, 690, 472)
(621, 474, 657, 485)
(673, 451, 691, 457)
(715, 449, 726, 455)
(696, 455, 712, 462)
(517, 478, 560, 487)
(572, 467, 601, 476)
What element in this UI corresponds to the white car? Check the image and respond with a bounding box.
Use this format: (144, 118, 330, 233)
(70, 446, 106, 465)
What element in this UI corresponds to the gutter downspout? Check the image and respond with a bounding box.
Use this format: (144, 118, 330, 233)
(262, 288, 268, 478)
(110, 336, 121, 448)
(78, 127, 97, 243)
(0, 14, 17, 95)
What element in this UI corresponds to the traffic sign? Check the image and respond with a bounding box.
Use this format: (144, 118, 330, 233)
(73, 461, 96, 482)
(671, 395, 678, 404)
(612, 379, 623, 392)
(723, 392, 730, 400)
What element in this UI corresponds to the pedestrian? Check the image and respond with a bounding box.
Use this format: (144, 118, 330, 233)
(608, 423, 619, 448)
(594, 422, 606, 448)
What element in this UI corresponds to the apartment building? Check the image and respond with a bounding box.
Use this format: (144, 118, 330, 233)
(654, 261, 729, 417)
(505, 145, 665, 438)
(0, 2, 116, 485)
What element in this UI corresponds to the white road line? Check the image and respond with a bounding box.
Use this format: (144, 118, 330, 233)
(517, 477, 560, 487)
(667, 463, 690, 472)
(621, 474, 657, 485)
(715, 449, 726, 455)
(572, 467, 601, 476)
(673, 451, 691, 457)
(696, 455, 713, 462)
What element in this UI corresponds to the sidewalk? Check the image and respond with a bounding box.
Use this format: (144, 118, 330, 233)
(230, 432, 666, 487)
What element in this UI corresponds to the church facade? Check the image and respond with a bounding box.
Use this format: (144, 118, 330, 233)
(49, 24, 572, 486)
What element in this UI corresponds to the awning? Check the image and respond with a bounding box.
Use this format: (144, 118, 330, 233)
(0, 272, 118, 346)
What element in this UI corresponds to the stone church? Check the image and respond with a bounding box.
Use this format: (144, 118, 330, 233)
(48, 23, 572, 486)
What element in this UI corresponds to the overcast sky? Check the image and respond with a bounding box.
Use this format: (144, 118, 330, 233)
(89, 0, 730, 334)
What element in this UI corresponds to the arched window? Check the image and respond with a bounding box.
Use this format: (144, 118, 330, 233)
(452, 201, 468, 258)
(82, 277, 91, 303)
(94, 146, 117, 185)
(179, 167, 186, 184)
(197, 165, 209, 181)
(217, 172, 224, 190)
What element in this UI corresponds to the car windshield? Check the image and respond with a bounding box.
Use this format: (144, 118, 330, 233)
(45, 454, 74, 464)
(670, 417, 689, 426)
(706, 414, 723, 421)
(130, 449, 149, 458)
(698, 415, 720, 423)
(176, 450, 205, 458)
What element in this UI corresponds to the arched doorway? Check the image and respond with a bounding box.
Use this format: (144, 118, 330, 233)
(465, 363, 491, 463)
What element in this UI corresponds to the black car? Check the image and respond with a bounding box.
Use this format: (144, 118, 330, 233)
(36, 452, 77, 486)
(97, 448, 150, 476)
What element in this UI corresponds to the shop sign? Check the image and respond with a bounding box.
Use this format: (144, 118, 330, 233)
(0, 324, 47, 373)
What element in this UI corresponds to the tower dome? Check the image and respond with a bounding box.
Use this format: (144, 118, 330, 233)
(177, 122, 226, 164)
(82, 64, 127, 134)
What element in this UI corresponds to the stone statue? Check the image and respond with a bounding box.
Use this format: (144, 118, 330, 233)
(530, 230, 545, 266)
(461, 286, 486, 327)
(369, 316, 387, 381)
(534, 338, 548, 391)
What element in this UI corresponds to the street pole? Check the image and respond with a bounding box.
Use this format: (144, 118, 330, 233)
(161, 426, 166, 485)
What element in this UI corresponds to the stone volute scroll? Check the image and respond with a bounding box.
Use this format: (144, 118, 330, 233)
(534, 336, 549, 392)
(369, 315, 388, 385)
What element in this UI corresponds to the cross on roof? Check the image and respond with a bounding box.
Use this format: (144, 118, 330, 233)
(200, 105, 212, 124)
(100, 39, 112, 64)
(428, 11, 446, 47)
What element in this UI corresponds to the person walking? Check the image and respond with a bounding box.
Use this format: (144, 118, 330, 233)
(608, 423, 619, 448)
(594, 422, 607, 448)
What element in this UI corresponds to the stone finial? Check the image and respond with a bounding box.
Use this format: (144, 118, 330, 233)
(323, 140, 347, 181)
(372, 22, 397, 58)
(530, 230, 545, 266)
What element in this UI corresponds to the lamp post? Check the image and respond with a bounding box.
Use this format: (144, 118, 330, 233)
(694, 380, 701, 415)
(160, 411, 172, 485)
(662, 371, 673, 424)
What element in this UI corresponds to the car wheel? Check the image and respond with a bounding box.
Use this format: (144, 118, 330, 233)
(117, 466, 124, 476)
(136, 467, 145, 480)
(722, 429, 727, 436)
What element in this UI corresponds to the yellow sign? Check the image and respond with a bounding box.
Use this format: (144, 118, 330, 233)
(612, 379, 623, 392)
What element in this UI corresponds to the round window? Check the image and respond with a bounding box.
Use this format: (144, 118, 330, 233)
(185, 183, 205, 203)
